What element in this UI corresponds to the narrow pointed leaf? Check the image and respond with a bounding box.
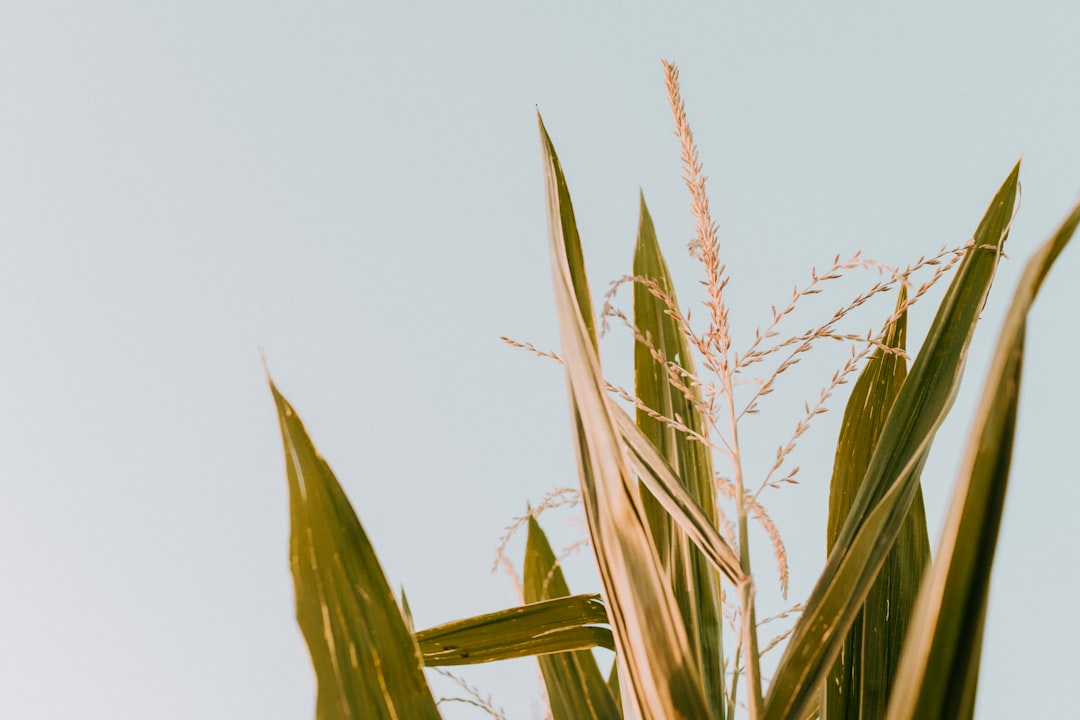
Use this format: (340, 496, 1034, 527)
(765, 161, 1020, 720)
(608, 660, 622, 714)
(402, 589, 415, 632)
(886, 199, 1080, 719)
(268, 378, 441, 720)
(539, 112, 713, 720)
(823, 287, 930, 720)
(539, 116, 597, 352)
(523, 517, 619, 719)
(633, 194, 727, 718)
(414, 593, 614, 667)
(613, 401, 743, 584)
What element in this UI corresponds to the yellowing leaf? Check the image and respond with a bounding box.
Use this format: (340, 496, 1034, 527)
(540, 112, 713, 720)
(268, 377, 441, 720)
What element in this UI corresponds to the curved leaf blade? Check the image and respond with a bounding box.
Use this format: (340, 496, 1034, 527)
(823, 286, 930, 720)
(886, 198, 1080, 719)
(765, 161, 1021, 720)
(415, 593, 614, 667)
(633, 194, 727, 718)
(614, 407, 743, 585)
(524, 518, 620, 719)
(539, 112, 713, 720)
(268, 377, 441, 720)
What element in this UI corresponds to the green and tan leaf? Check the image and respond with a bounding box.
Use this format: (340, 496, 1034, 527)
(823, 286, 931, 720)
(765, 161, 1021, 720)
(885, 197, 1080, 720)
(414, 593, 614, 667)
(268, 377, 442, 720)
(633, 194, 727, 718)
(540, 113, 713, 720)
(523, 517, 620, 719)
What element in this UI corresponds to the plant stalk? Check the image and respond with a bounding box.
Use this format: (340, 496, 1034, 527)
(722, 363, 764, 718)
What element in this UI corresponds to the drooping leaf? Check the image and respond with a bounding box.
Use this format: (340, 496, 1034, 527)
(268, 377, 442, 720)
(523, 517, 619, 719)
(823, 287, 931, 720)
(414, 593, 613, 667)
(633, 193, 726, 718)
(539, 112, 713, 720)
(765, 161, 1021, 720)
(885, 197, 1080, 720)
(613, 406, 743, 585)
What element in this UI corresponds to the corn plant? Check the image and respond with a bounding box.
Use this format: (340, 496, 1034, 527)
(266, 62, 1080, 719)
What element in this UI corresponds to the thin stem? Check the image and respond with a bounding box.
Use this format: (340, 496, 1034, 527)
(727, 607, 742, 719)
(739, 578, 764, 720)
(724, 369, 764, 716)
(724, 378, 751, 574)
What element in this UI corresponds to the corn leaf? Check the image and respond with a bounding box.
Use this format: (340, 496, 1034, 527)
(540, 112, 713, 720)
(523, 517, 620, 719)
(823, 287, 931, 720)
(885, 198, 1080, 719)
(414, 593, 614, 667)
(608, 662, 622, 715)
(614, 408, 743, 584)
(765, 161, 1020, 720)
(633, 193, 726, 718)
(268, 377, 442, 720)
(401, 589, 415, 631)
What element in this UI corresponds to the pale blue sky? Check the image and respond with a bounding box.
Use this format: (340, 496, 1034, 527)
(2, 2, 1078, 718)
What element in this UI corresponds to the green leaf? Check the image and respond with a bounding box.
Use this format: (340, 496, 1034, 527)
(523, 517, 620, 719)
(823, 287, 930, 720)
(765, 160, 1021, 720)
(538, 114, 597, 352)
(613, 408, 743, 584)
(608, 659, 622, 714)
(885, 197, 1080, 720)
(633, 194, 726, 718)
(414, 593, 614, 667)
(268, 377, 441, 720)
(402, 588, 415, 632)
(539, 112, 713, 720)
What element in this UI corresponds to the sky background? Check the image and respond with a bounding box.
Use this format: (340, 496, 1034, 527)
(2, 2, 1079, 718)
